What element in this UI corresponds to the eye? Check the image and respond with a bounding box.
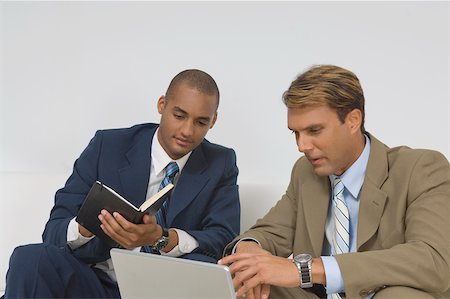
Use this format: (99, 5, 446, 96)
(308, 127, 321, 135)
(197, 120, 209, 127)
(174, 114, 184, 120)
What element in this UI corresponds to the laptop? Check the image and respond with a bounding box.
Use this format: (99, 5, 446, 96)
(110, 248, 236, 299)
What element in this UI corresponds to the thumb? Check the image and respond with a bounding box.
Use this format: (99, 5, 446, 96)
(142, 214, 152, 224)
(142, 214, 157, 224)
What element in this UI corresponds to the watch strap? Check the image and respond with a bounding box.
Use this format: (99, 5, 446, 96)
(294, 254, 313, 288)
(151, 226, 169, 251)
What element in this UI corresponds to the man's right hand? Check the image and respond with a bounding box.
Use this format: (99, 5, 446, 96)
(78, 224, 94, 238)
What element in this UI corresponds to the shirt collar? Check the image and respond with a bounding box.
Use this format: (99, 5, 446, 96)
(151, 128, 191, 176)
(329, 135, 371, 199)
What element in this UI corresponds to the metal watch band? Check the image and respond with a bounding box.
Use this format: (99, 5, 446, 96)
(152, 226, 169, 251)
(293, 253, 313, 288)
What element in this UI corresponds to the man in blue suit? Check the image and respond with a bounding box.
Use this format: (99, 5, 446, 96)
(4, 69, 240, 298)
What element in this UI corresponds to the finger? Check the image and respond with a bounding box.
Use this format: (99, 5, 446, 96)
(98, 210, 117, 231)
(261, 284, 271, 299)
(218, 256, 233, 265)
(228, 257, 260, 277)
(220, 253, 256, 267)
(142, 214, 157, 225)
(99, 212, 120, 239)
(232, 270, 244, 289)
(246, 288, 256, 299)
(232, 266, 262, 293)
(99, 211, 129, 244)
(236, 275, 263, 298)
(253, 284, 261, 299)
(112, 212, 135, 232)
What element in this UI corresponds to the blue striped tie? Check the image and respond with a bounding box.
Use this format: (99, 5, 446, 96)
(155, 162, 179, 226)
(331, 178, 349, 299)
(142, 162, 179, 253)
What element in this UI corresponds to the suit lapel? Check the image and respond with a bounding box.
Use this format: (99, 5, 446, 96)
(302, 173, 330, 257)
(357, 134, 389, 249)
(166, 144, 208, 226)
(118, 127, 155, 207)
(357, 182, 387, 249)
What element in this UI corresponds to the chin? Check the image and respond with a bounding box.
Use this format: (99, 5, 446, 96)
(312, 166, 332, 177)
(171, 148, 191, 160)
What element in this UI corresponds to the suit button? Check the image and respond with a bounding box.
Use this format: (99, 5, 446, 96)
(359, 290, 369, 297)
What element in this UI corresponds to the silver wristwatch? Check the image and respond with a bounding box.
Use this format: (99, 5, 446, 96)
(152, 227, 169, 251)
(293, 253, 313, 288)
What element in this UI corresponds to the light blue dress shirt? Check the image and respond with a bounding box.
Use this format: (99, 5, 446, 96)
(321, 135, 371, 297)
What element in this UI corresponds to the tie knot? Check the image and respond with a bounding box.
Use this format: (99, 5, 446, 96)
(165, 162, 179, 179)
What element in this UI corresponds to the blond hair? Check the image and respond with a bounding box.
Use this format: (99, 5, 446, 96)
(282, 65, 365, 133)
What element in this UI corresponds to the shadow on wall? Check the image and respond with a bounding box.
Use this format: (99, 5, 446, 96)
(239, 183, 287, 233)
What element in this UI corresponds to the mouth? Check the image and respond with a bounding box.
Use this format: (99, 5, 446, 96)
(174, 137, 192, 147)
(308, 156, 323, 166)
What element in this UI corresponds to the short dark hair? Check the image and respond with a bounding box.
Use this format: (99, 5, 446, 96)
(166, 69, 220, 109)
(282, 64, 366, 133)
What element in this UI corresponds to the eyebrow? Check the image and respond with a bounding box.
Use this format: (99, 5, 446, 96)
(173, 106, 211, 122)
(289, 124, 323, 132)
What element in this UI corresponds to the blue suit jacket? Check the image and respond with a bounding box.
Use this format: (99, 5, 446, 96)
(42, 123, 240, 264)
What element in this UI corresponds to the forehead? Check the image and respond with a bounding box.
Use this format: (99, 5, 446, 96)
(287, 105, 338, 128)
(166, 83, 217, 117)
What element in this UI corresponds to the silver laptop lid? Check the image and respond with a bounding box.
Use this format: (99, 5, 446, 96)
(110, 248, 236, 299)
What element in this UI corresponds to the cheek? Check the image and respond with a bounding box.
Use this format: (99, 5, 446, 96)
(193, 127, 210, 142)
(314, 133, 334, 153)
(317, 133, 342, 162)
(162, 117, 180, 132)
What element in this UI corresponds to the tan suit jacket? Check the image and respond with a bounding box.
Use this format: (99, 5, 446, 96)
(235, 134, 450, 298)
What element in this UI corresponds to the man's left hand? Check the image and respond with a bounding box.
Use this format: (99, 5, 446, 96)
(98, 210, 161, 248)
(219, 252, 299, 298)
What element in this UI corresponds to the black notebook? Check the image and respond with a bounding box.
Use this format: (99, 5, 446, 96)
(76, 181, 174, 246)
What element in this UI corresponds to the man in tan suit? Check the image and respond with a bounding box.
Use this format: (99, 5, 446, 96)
(219, 65, 450, 299)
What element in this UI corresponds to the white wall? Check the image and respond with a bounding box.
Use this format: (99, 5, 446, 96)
(1, 1, 449, 290)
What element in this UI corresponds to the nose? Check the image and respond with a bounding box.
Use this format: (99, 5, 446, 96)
(297, 135, 312, 153)
(180, 120, 194, 137)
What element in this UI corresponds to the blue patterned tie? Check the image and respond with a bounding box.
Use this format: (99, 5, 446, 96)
(331, 178, 349, 299)
(142, 162, 179, 253)
(155, 162, 179, 226)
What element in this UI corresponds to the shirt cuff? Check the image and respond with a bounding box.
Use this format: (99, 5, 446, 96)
(67, 217, 94, 249)
(321, 256, 345, 294)
(231, 238, 261, 254)
(160, 228, 199, 257)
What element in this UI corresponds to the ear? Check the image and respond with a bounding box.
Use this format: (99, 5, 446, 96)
(157, 96, 166, 114)
(209, 112, 218, 129)
(346, 109, 362, 134)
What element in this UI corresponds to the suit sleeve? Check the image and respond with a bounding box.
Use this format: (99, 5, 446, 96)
(336, 150, 450, 297)
(42, 130, 113, 263)
(225, 159, 301, 258)
(186, 148, 241, 262)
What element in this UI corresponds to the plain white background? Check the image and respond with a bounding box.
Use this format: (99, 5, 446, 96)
(0, 1, 449, 289)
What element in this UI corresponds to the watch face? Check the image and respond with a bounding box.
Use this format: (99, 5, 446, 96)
(153, 227, 170, 250)
(296, 253, 312, 263)
(153, 236, 169, 250)
(159, 238, 169, 248)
